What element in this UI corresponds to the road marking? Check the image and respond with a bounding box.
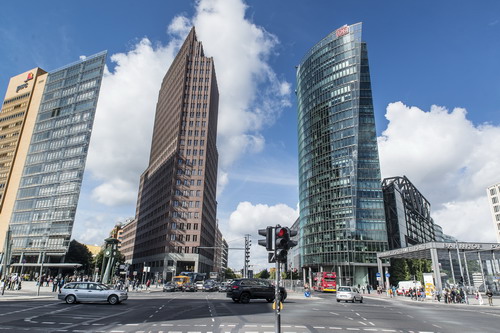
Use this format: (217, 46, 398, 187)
(363, 329, 378, 331)
(42, 322, 55, 324)
(126, 324, 139, 326)
(329, 328, 342, 330)
(347, 329, 360, 331)
(313, 327, 325, 329)
(369, 322, 375, 326)
(262, 325, 274, 328)
(381, 330, 396, 332)
(432, 324, 442, 328)
(359, 321, 367, 325)
(330, 312, 339, 315)
(244, 325, 257, 327)
(60, 323, 72, 325)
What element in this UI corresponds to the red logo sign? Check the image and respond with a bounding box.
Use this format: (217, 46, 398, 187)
(26, 72, 34, 81)
(336, 26, 350, 38)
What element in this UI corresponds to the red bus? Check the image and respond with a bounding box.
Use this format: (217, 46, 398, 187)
(313, 272, 337, 292)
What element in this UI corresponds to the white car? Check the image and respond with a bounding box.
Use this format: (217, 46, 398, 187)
(195, 281, 204, 291)
(336, 286, 363, 303)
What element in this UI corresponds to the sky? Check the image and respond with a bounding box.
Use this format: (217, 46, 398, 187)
(1, 0, 500, 273)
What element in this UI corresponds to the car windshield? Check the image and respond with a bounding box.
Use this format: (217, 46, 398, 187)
(98, 284, 110, 290)
(337, 287, 352, 292)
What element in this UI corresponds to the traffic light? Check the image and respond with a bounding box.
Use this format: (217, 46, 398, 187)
(275, 227, 289, 262)
(258, 227, 274, 251)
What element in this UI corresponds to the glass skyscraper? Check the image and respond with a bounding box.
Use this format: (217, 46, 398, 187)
(296, 23, 388, 286)
(7, 51, 106, 264)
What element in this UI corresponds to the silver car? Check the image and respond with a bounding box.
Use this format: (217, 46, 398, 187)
(336, 286, 363, 303)
(58, 282, 128, 305)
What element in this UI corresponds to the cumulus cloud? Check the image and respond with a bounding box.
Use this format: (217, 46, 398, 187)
(221, 202, 298, 272)
(378, 102, 500, 242)
(86, 0, 290, 207)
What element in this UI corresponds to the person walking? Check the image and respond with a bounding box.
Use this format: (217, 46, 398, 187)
(486, 289, 493, 306)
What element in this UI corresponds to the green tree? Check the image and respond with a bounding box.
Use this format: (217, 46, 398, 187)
(223, 267, 237, 280)
(256, 269, 270, 279)
(65, 240, 93, 274)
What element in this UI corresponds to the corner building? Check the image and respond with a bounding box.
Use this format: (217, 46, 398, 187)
(130, 28, 219, 279)
(296, 23, 388, 287)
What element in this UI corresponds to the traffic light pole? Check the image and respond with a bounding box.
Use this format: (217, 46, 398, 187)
(275, 254, 281, 333)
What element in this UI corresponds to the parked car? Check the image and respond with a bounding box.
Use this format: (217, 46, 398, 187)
(58, 282, 127, 305)
(163, 282, 177, 292)
(181, 282, 197, 292)
(336, 286, 363, 303)
(226, 278, 287, 304)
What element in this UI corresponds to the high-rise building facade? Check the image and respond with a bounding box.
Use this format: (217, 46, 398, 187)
(130, 28, 219, 279)
(486, 182, 500, 242)
(296, 23, 388, 286)
(0, 68, 48, 257)
(382, 176, 436, 249)
(0, 52, 107, 268)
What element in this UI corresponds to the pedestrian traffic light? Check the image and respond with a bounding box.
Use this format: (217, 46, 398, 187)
(258, 227, 274, 251)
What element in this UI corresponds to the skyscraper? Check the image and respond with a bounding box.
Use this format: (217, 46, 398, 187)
(129, 28, 219, 279)
(296, 23, 388, 287)
(0, 52, 107, 270)
(486, 182, 500, 242)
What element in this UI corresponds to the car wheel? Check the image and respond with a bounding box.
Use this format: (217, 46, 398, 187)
(266, 298, 274, 303)
(65, 295, 76, 304)
(337, 299, 340, 302)
(108, 295, 119, 305)
(240, 293, 251, 304)
(232, 297, 240, 303)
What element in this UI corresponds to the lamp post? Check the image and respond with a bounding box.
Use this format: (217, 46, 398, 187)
(36, 251, 45, 296)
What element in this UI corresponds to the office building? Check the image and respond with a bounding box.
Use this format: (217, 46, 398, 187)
(382, 176, 436, 249)
(487, 182, 500, 242)
(296, 23, 388, 287)
(0, 52, 107, 270)
(129, 28, 220, 279)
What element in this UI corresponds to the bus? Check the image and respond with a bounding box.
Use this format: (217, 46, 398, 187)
(180, 272, 207, 282)
(313, 272, 337, 292)
(172, 275, 190, 288)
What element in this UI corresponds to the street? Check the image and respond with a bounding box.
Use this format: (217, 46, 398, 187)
(0, 289, 499, 333)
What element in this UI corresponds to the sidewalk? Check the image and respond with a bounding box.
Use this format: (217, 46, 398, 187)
(362, 291, 498, 307)
(0, 281, 163, 301)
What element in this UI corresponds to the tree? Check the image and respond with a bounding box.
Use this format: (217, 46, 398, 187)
(223, 267, 237, 280)
(256, 269, 270, 279)
(65, 240, 94, 274)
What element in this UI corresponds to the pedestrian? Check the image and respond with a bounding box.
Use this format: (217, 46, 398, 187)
(52, 277, 58, 292)
(58, 278, 65, 293)
(476, 291, 484, 306)
(486, 289, 493, 306)
(361, 286, 366, 294)
(146, 279, 151, 291)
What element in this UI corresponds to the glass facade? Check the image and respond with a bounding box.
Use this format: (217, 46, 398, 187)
(9, 52, 107, 257)
(296, 23, 388, 286)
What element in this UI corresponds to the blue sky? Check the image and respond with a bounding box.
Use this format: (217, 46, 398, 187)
(1, 0, 500, 271)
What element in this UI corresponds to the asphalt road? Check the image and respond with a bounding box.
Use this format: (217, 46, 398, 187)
(0, 290, 499, 333)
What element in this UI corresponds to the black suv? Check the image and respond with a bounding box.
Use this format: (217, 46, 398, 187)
(226, 278, 287, 304)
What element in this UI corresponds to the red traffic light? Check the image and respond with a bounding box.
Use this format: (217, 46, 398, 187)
(276, 228, 287, 237)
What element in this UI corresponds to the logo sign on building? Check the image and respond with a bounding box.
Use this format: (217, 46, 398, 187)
(336, 25, 350, 38)
(16, 72, 34, 93)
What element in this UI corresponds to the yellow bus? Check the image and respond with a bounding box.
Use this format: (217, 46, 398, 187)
(172, 275, 190, 288)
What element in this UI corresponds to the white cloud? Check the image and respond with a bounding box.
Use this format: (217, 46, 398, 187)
(220, 201, 298, 272)
(86, 0, 290, 207)
(378, 102, 500, 242)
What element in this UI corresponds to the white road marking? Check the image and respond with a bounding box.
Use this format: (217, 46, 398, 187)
(359, 321, 367, 325)
(313, 327, 325, 329)
(42, 322, 55, 324)
(369, 322, 375, 326)
(329, 328, 342, 330)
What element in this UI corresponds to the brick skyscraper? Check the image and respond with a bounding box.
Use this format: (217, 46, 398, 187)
(125, 28, 220, 279)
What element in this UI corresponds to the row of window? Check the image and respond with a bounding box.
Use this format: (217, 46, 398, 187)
(179, 139, 205, 146)
(176, 179, 202, 187)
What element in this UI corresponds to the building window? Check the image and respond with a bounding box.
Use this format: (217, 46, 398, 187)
(185, 246, 190, 253)
(491, 188, 497, 196)
(193, 235, 198, 241)
(186, 235, 191, 241)
(187, 223, 191, 230)
(493, 197, 499, 204)
(193, 224, 199, 230)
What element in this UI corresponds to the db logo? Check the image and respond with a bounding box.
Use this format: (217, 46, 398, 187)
(336, 26, 349, 38)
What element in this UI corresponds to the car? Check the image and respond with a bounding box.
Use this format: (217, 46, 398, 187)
(195, 281, 205, 291)
(219, 281, 229, 292)
(203, 281, 218, 292)
(181, 282, 197, 292)
(58, 282, 128, 305)
(226, 278, 287, 304)
(163, 282, 177, 292)
(336, 286, 363, 303)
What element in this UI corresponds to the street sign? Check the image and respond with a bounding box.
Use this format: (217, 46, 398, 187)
(268, 252, 276, 263)
(376, 272, 381, 278)
(385, 273, 390, 278)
